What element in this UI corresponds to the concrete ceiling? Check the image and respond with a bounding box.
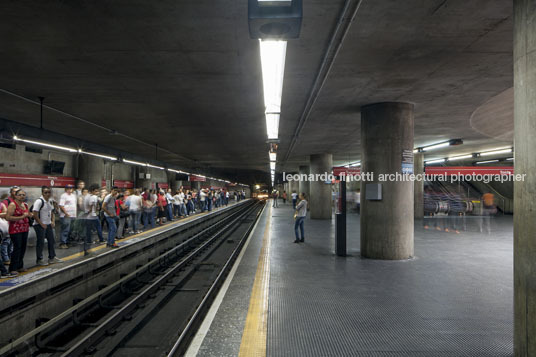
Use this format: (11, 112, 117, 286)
(0, 0, 513, 183)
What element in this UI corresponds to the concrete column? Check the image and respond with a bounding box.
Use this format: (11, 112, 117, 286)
(298, 165, 310, 198)
(167, 171, 179, 192)
(514, 1, 536, 354)
(289, 178, 299, 195)
(309, 154, 332, 219)
(77, 155, 105, 187)
(136, 167, 152, 190)
(414, 152, 424, 220)
(360, 102, 414, 260)
(190, 181, 201, 191)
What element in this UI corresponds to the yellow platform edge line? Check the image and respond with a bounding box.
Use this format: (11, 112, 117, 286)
(0, 209, 213, 282)
(239, 204, 272, 357)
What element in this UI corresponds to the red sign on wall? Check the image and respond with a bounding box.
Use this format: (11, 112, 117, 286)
(189, 175, 206, 182)
(158, 182, 169, 189)
(332, 167, 361, 176)
(113, 180, 134, 189)
(425, 166, 514, 176)
(0, 173, 76, 188)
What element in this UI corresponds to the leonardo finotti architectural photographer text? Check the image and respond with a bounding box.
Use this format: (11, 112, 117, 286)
(282, 172, 526, 184)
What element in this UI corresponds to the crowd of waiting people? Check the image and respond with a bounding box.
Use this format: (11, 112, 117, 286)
(0, 181, 247, 278)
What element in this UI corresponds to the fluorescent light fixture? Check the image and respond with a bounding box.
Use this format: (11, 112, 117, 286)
(269, 152, 276, 161)
(169, 169, 191, 174)
(506, 157, 514, 161)
(480, 148, 512, 156)
(266, 113, 280, 140)
(270, 162, 276, 170)
(80, 150, 117, 161)
(422, 142, 449, 151)
(344, 165, 350, 168)
(147, 164, 164, 170)
(258, 0, 292, 6)
(413, 149, 419, 153)
(13, 136, 77, 153)
(425, 159, 445, 164)
(260, 40, 287, 114)
(476, 159, 499, 164)
(447, 154, 473, 161)
(350, 162, 361, 167)
(123, 159, 147, 167)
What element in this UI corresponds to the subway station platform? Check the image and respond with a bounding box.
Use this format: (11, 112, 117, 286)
(189, 200, 513, 357)
(0, 201, 242, 289)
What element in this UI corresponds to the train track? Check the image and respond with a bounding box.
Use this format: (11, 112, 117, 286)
(0, 200, 264, 356)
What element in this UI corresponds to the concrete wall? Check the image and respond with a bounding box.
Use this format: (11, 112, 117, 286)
(0, 145, 248, 196)
(0, 144, 75, 176)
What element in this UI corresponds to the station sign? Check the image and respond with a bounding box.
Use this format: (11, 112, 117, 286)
(189, 175, 206, 182)
(332, 166, 361, 177)
(425, 166, 514, 176)
(0, 173, 75, 187)
(158, 182, 169, 189)
(113, 180, 134, 189)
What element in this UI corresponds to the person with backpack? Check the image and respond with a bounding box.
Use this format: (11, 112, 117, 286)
(32, 186, 63, 266)
(102, 186, 119, 248)
(5, 189, 31, 274)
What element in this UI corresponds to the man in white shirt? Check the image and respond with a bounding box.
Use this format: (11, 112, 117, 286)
(172, 190, 183, 218)
(179, 190, 187, 216)
(291, 191, 298, 209)
(84, 184, 104, 247)
(165, 188, 174, 222)
(59, 185, 77, 248)
(127, 189, 143, 233)
(199, 189, 207, 212)
(32, 186, 63, 265)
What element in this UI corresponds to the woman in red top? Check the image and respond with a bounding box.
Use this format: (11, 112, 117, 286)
(115, 194, 128, 238)
(156, 191, 167, 225)
(6, 189, 31, 273)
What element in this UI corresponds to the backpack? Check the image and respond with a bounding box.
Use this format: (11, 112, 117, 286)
(28, 198, 45, 226)
(118, 201, 129, 218)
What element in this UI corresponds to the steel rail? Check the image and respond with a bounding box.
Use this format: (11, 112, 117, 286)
(60, 202, 260, 356)
(0, 201, 256, 356)
(167, 203, 265, 356)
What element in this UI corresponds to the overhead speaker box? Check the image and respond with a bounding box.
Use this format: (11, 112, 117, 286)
(248, 0, 302, 40)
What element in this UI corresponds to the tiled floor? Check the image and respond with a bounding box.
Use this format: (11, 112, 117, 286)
(197, 201, 513, 356)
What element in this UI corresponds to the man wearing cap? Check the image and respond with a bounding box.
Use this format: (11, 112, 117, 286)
(58, 185, 77, 248)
